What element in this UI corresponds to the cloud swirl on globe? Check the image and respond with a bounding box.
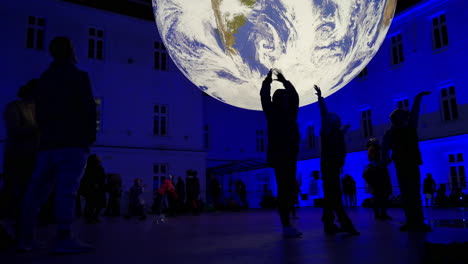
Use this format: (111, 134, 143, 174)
(153, 0, 397, 110)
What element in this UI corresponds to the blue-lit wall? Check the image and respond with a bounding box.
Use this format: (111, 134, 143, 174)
(0, 0, 207, 203)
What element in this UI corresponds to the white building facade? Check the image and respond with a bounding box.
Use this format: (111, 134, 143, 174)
(0, 0, 206, 204)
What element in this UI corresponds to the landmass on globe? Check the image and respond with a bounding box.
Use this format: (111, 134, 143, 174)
(154, 0, 397, 110)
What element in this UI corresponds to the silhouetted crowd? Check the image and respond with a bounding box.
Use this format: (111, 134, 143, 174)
(0, 37, 205, 254)
(0, 37, 465, 256)
(260, 69, 434, 237)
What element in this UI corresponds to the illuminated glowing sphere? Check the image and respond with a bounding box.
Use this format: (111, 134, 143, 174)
(153, 0, 397, 110)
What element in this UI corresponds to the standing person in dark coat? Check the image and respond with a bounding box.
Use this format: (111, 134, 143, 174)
(382, 91, 431, 232)
(185, 170, 200, 215)
(175, 177, 185, 213)
(363, 138, 392, 220)
(261, 69, 302, 238)
(0, 80, 39, 236)
(236, 179, 248, 209)
(349, 176, 357, 207)
(423, 174, 436, 207)
(341, 175, 353, 207)
(128, 178, 146, 220)
(105, 173, 122, 217)
(18, 37, 96, 254)
(81, 154, 107, 223)
(315, 85, 359, 236)
(211, 177, 222, 211)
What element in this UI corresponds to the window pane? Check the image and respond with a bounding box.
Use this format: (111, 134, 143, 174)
(162, 53, 167, 71)
(153, 164, 159, 174)
(89, 28, 95, 36)
(392, 47, 398, 64)
(450, 166, 457, 176)
(449, 86, 455, 96)
(161, 106, 167, 114)
(28, 16, 35, 25)
(459, 166, 465, 177)
(161, 117, 167, 135)
(26, 28, 35, 48)
(96, 40, 103, 60)
(440, 14, 446, 23)
(441, 88, 447, 97)
(442, 100, 450, 121)
(38, 18, 45, 26)
(450, 98, 458, 119)
(154, 52, 160, 69)
(36, 29, 44, 50)
(449, 154, 455, 163)
(154, 41, 160, 49)
(153, 117, 160, 135)
(154, 105, 159, 113)
(434, 28, 441, 49)
(457, 153, 464, 162)
(442, 25, 449, 46)
(88, 39, 95, 58)
(97, 29, 104, 38)
(398, 44, 404, 62)
(432, 17, 438, 26)
(161, 165, 167, 174)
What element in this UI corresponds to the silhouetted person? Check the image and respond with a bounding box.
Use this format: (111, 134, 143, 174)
(363, 138, 392, 220)
(105, 173, 122, 217)
(350, 176, 357, 207)
(435, 184, 448, 207)
(80, 154, 107, 223)
(261, 69, 302, 238)
(18, 36, 96, 253)
(165, 176, 178, 217)
(423, 173, 436, 207)
(1, 80, 39, 237)
(185, 170, 200, 215)
(291, 179, 300, 219)
(153, 177, 177, 222)
(211, 177, 222, 211)
(236, 179, 248, 209)
(382, 91, 431, 232)
(175, 177, 185, 213)
(128, 178, 146, 220)
(315, 85, 359, 236)
(342, 174, 353, 207)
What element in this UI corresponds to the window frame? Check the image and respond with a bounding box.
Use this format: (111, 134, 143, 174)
(361, 108, 373, 139)
(448, 153, 466, 190)
(431, 13, 449, 51)
(88, 26, 105, 60)
(153, 104, 169, 136)
(26, 16, 46, 50)
(390, 33, 404, 66)
(440, 85, 459, 122)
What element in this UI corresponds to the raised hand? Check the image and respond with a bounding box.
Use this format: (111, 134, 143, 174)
(264, 69, 273, 83)
(276, 72, 287, 83)
(314, 85, 322, 97)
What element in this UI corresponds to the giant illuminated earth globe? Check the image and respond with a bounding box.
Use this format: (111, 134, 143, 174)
(153, 0, 397, 110)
